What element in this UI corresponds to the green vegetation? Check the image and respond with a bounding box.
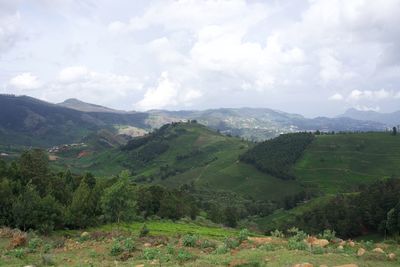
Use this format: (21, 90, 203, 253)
(294, 132, 400, 193)
(1, 222, 399, 266)
(240, 132, 315, 180)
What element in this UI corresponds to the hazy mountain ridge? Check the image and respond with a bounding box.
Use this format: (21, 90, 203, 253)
(0, 95, 387, 147)
(340, 108, 400, 126)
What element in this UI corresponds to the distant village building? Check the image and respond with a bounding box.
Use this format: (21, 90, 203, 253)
(0, 152, 9, 157)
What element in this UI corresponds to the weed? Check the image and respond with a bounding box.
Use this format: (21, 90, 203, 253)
(224, 237, 240, 249)
(176, 249, 194, 262)
(182, 234, 199, 247)
(199, 239, 216, 249)
(142, 248, 160, 260)
(28, 237, 43, 252)
(318, 229, 336, 241)
(238, 228, 250, 243)
(123, 237, 135, 252)
(270, 229, 284, 238)
(214, 244, 229, 254)
(43, 243, 53, 253)
(110, 241, 123, 256)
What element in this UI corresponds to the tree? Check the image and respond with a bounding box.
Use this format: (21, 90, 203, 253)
(67, 179, 100, 228)
(101, 171, 136, 225)
(393, 127, 397, 136)
(12, 183, 41, 231)
(18, 149, 50, 196)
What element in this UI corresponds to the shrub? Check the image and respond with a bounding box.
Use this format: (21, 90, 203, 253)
(28, 237, 43, 251)
(110, 241, 123, 256)
(176, 249, 194, 262)
(318, 229, 336, 241)
(199, 239, 216, 249)
(43, 243, 53, 253)
(224, 237, 240, 249)
(143, 248, 160, 260)
(123, 237, 135, 252)
(167, 243, 176, 255)
(287, 239, 308, 250)
(270, 229, 284, 238)
(238, 228, 249, 243)
(182, 234, 198, 247)
(7, 248, 25, 259)
(214, 245, 229, 254)
(139, 224, 149, 237)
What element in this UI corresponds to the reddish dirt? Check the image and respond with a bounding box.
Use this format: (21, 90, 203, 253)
(77, 151, 91, 158)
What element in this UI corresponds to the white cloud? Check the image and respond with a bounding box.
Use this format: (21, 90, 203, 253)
(9, 73, 41, 90)
(58, 66, 89, 83)
(347, 89, 397, 101)
(354, 105, 380, 112)
(329, 93, 343, 101)
(136, 72, 202, 110)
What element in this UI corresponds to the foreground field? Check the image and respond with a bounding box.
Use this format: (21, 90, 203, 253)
(1, 221, 399, 267)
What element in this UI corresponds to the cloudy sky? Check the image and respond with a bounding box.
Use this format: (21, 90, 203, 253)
(1, 0, 400, 117)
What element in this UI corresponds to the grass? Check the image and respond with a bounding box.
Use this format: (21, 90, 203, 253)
(294, 132, 400, 193)
(1, 221, 399, 266)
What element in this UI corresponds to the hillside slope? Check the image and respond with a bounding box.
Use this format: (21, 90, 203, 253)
(294, 132, 400, 193)
(0, 95, 149, 147)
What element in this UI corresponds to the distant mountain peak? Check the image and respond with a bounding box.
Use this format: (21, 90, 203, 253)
(58, 98, 125, 113)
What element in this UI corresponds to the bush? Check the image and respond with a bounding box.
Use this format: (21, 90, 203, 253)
(224, 237, 240, 249)
(238, 228, 249, 243)
(199, 239, 216, 249)
(110, 241, 123, 256)
(167, 243, 176, 255)
(142, 248, 160, 260)
(7, 248, 25, 259)
(312, 246, 325, 254)
(176, 249, 194, 262)
(43, 243, 53, 253)
(28, 237, 43, 251)
(182, 234, 198, 247)
(318, 229, 336, 241)
(287, 228, 308, 251)
(123, 237, 135, 252)
(270, 229, 284, 238)
(214, 245, 229, 254)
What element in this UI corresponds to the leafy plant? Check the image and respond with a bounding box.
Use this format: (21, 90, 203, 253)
(238, 228, 249, 243)
(176, 249, 194, 262)
(224, 237, 240, 249)
(318, 229, 336, 241)
(270, 229, 284, 238)
(182, 234, 198, 247)
(123, 237, 135, 252)
(110, 241, 123, 256)
(142, 248, 161, 260)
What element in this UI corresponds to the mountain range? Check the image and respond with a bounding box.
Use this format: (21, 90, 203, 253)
(0, 94, 392, 147)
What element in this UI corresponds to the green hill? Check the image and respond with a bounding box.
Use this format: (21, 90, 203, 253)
(53, 122, 302, 202)
(294, 132, 400, 193)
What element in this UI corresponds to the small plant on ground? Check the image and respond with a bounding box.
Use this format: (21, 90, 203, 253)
(176, 249, 194, 262)
(224, 237, 240, 249)
(318, 229, 336, 241)
(167, 243, 176, 255)
(110, 240, 123, 256)
(312, 246, 325, 254)
(6, 248, 25, 259)
(43, 243, 53, 253)
(199, 239, 216, 249)
(182, 234, 199, 247)
(142, 248, 161, 260)
(238, 228, 249, 243)
(123, 237, 135, 252)
(270, 229, 284, 238)
(139, 224, 149, 237)
(214, 244, 229, 254)
(287, 228, 308, 251)
(28, 237, 43, 252)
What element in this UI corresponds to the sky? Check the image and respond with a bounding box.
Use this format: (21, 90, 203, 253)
(1, 0, 400, 117)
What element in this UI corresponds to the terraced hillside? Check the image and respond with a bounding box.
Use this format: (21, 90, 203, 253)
(294, 132, 400, 193)
(52, 122, 302, 202)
